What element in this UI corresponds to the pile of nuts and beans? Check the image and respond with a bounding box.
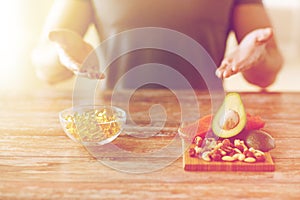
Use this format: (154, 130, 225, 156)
(189, 136, 266, 163)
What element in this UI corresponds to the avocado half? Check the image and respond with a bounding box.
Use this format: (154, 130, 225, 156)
(212, 93, 246, 138)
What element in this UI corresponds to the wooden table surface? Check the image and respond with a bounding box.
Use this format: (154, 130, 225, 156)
(0, 89, 299, 199)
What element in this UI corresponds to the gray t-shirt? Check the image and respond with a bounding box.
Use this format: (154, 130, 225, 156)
(89, 0, 262, 89)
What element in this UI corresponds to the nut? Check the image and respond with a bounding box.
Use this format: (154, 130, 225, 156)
(228, 150, 236, 157)
(254, 149, 266, 162)
(220, 149, 227, 156)
(194, 146, 202, 154)
(233, 148, 242, 154)
(235, 144, 244, 152)
(222, 155, 236, 162)
(191, 137, 267, 163)
(210, 150, 222, 161)
(234, 139, 241, 146)
(249, 147, 256, 153)
(189, 148, 196, 157)
(255, 154, 266, 162)
(214, 142, 223, 150)
(238, 153, 246, 161)
(210, 143, 222, 154)
(241, 142, 248, 151)
(221, 145, 234, 153)
(244, 157, 256, 163)
(194, 136, 203, 147)
(244, 150, 255, 158)
(222, 139, 233, 147)
(236, 140, 248, 151)
(232, 153, 240, 160)
(254, 149, 265, 155)
(254, 152, 263, 158)
(202, 151, 211, 162)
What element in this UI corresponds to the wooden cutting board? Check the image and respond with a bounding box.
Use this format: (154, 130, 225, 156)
(183, 143, 275, 172)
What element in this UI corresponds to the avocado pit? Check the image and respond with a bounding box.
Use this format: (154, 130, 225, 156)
(219, 109, 240, 130)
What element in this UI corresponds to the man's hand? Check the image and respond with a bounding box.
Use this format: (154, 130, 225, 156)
(49, 29, 104, 79)
(216, 28, 273, 79)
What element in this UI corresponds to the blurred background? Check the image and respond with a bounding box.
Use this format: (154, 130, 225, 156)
(0, 0, 299, 92)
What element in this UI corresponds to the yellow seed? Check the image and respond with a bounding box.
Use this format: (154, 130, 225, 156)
(202, 152, 211, 161)
(232, 153, 240, 160)
(244, 157, 256, 163)
(238, 154, 245, 161)
(222, 156, 236, 162)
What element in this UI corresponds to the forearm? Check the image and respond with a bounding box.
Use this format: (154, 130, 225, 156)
(242, 42, 283, 88)
(41, 0, 94, 40)
(32, 0, 94, 84)
(232, 4, 283, 88)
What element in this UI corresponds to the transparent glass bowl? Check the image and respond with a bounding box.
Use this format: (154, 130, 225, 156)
(59, 105, 126, 145)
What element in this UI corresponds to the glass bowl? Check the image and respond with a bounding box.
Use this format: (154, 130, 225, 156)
(59, 105, 126, 145)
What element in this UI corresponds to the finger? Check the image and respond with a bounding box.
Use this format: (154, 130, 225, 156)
(215, 67, 226, 79)
(231, 63, 240, 73)
(221, 62, 239, 78)
(222, 70, 230, 78)
(256, 28, 273, 44)
(223, 68, 237, 78)
(216, 58, 232, 78)
(87, 73, 103, 79)
(74, 64, 105, 79)
(75, 71, 105, 79)
(222, 67, 234, 78)
(79, 65, 98, 73)
(215, 69, 223, 79)
(92, 73, 105, 79)
(98, 73, 105, 79)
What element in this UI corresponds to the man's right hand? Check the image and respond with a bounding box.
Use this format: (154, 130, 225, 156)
(49, 29, 104, 79)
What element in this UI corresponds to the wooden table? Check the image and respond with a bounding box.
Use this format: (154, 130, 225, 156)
(0, 89, 299, 199)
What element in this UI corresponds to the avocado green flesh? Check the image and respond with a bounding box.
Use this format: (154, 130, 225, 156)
(212, 93, 246, 138)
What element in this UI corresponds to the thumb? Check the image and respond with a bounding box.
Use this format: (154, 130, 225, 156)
(255, 27, 273, 44)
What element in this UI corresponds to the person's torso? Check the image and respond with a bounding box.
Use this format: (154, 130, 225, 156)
(90, 0, 235, 89)
(92, 0, 234, 61)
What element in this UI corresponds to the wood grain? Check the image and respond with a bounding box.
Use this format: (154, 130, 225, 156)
(0, 89, 300, 199)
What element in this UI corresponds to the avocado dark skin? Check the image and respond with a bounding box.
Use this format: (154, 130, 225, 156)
(244, 130, 276, 152)
(227, 129, 275, 151)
